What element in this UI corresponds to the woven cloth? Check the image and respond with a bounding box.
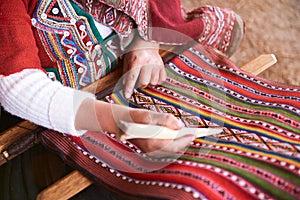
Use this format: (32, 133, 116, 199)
(41, 44, 300, 200)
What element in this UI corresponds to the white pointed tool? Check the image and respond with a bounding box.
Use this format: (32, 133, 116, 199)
(118, 120, 223, 141)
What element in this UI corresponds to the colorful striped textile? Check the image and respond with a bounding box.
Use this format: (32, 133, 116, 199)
(41, 44, 300, 200)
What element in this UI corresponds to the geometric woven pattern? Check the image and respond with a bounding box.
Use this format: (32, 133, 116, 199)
(107, 89, 300, 158)
(41, 44, 300, 199)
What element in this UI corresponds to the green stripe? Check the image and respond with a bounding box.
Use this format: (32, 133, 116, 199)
(166, 66, 299, 121)
(164, 68, 300, 133)
(180, 150, 298, 200)
(70, 59, 80, 89)
(196, 147, 299, 185)
(101, 34, 118, 74)
(164, 82, 299, 134)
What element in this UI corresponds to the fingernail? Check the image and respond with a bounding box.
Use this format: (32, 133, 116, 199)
(124, 91, 131, 99)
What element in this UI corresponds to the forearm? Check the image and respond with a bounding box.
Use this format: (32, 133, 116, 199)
(0, 69, 95, 136)
(75, 99, 133, 134)
(74, 99, 109, 133)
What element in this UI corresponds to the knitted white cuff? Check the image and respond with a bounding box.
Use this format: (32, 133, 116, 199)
(0, 69, 95, 136)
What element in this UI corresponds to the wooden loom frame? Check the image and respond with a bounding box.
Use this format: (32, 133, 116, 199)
(0, 52, 277, 200)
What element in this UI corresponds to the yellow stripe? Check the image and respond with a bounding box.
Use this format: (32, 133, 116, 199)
(64, 59, 76, 88)
(47, 33, 77, 88)
(47, 33, 65, 60)
(195, 138, 300, 167)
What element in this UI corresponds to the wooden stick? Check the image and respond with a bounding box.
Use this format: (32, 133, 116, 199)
(0, 121, 39, 152)
(36, 170, 93, 200)
(81, 67, 122, 94)
(118, 120, 223, 141)
(240, 54, 277, 75)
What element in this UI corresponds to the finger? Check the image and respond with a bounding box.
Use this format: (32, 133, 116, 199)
(150, 67, 159, 85)
(142, 134, 194, 158)
(129, 138, 171, 156)
(158, 134, 194, 155)
(122, 57, 129, 74)
(158, 67, 167, 85)
(137, 65, 152, 88)
(122, 59, 129, 85)
(154, 113, 184, 130)
(155, 57, 165, 85)
(124, 67, 140, 99)
(129, 109, 152, 124)
(129, 109, 184, 130)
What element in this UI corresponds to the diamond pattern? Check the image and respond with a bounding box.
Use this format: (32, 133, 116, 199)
(126, 91, 300, 157)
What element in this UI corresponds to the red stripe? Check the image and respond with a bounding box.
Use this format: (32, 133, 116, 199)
(192, 44, 300, 95)
(134, 163, 255, 200)
(171, 51, 300, 106)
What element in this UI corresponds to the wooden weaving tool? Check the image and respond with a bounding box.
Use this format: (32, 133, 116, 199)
(117, 120, 223, 141)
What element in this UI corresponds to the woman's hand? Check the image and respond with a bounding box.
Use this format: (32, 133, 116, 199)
(75, 99, 194, 157)
(122, 37, 166, 99)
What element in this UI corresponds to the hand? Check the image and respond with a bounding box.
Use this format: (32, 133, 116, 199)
(122, 37, 166, 99)
(75, 99, 194, 157)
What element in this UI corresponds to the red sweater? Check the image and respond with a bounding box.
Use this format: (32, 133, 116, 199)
(0, 0, 45, 75)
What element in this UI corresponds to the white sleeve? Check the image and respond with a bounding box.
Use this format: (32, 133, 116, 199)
(0, 69, 95, 136)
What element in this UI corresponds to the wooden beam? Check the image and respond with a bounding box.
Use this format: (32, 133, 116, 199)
(36, 170, 93, 200)
(0, 121, 39, 152)
(81, 68, 122, 94)
(240, 54, 277, 75)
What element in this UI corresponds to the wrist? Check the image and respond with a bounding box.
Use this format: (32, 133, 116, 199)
(75, 98, 98, 132)
(75, 100, 129, 134)
(129, 35, 159, 51)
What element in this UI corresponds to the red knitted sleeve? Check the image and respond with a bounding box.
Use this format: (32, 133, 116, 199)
(0, 0, 44, 76)
(148, 0, 204, 44)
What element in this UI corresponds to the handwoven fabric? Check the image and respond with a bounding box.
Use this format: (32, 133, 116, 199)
(41, 43, 300, 200)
